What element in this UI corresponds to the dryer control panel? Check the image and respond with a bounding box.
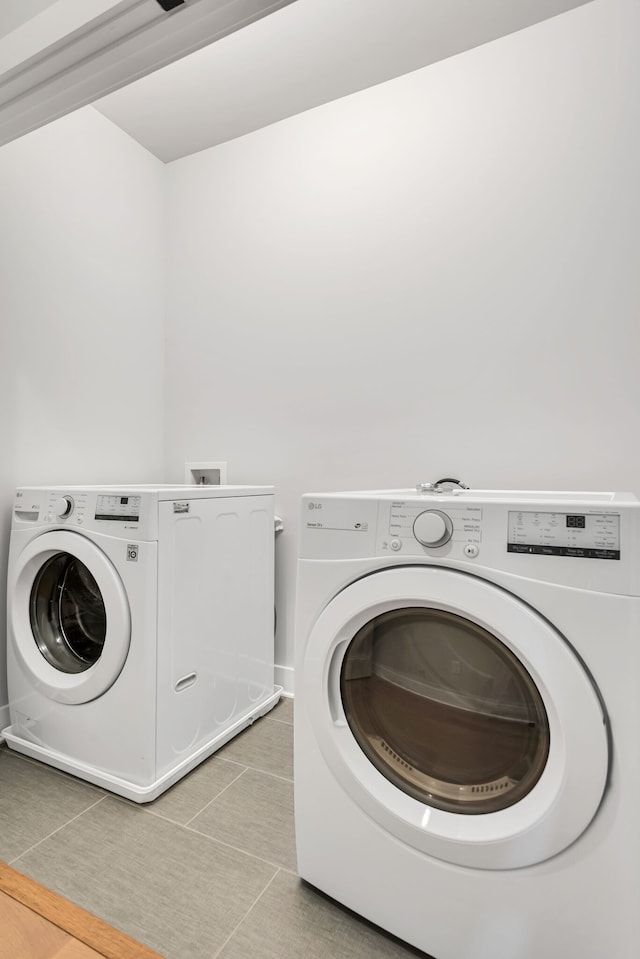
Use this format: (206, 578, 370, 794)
(383, 501, 483, 555)
(507, 510, 620, 560)
(299, 490, 640, 595)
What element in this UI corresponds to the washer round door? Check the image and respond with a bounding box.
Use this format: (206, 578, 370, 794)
(9, 531, 131, 704)
(302, 566, 608, 870)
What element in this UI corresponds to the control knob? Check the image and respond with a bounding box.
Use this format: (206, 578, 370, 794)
(413, 509, 453, 548)
(53, 495, 74, 518)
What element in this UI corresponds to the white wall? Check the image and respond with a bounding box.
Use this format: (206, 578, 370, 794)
(163, 0, 640, 693)
(0, 107, 166, 722)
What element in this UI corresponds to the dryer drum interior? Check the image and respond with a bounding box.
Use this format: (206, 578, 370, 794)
(29, 551, 107, 673)
(340, 607, 550, 814)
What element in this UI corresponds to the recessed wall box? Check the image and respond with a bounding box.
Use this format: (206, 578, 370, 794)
(185, 462, 228, 486)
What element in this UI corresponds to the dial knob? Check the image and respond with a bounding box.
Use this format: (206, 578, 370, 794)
(413, 509, 453, 548)
(54, 495, 74, 518)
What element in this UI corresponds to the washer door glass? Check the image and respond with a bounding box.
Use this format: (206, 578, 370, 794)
(9, 530, 131, 705)
(340, 607, 549, 814)
(30, 552, 107, 673)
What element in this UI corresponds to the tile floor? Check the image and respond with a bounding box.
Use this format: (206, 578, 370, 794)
(0, 698, 428, 959)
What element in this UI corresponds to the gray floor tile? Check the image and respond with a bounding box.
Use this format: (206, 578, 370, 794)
(191, 767, 296, 870)
(13, 796, 277, 959)
(3, 702, 422, 959)
(218, 870, 429, 959)
(270, 696, 294, 725)
(136, 754, 246, 826)
(0, 746, 105, 862)
(217, 713, 293, 780)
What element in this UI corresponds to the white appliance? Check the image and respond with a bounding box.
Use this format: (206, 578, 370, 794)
(3, 484, 280, 802)
(294, 486, 640, 959)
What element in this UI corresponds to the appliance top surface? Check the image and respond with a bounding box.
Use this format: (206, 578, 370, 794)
(18, 484, 274, 498)
(303, 488, 639, 506)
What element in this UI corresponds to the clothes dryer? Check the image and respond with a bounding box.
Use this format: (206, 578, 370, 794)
(3, 485, 280, 801)
(294, 487, 640, 959)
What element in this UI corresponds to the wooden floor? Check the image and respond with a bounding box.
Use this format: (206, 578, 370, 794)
(0, 863, 165, 959)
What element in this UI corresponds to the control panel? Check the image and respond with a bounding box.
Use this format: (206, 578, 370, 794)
(44, 489, 90, 526)
(95, 494, 141, 522)
(381, 501, 483, 557)
(507, 510, 620, 560)
(299, 492, 636, 594)
(13, 489, 144, 533)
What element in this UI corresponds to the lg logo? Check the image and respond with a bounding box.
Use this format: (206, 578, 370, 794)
(308, 502, 323, 511)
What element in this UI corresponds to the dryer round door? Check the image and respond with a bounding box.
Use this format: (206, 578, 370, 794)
(9, 531, 131, 704)
(302, 566, 608, 870)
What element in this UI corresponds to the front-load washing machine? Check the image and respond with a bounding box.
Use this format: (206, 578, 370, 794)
(3, 484, 280, 801)
(294, 487, 640, 959)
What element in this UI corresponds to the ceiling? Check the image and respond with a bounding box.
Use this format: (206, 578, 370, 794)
(93, 0, 593, 164)
(0, 0, 297, 149)
(0, 0, 60, 38)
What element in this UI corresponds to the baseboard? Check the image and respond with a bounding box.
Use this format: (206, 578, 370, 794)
(0, 704, 9, 743)
(275, 664, 294, 697)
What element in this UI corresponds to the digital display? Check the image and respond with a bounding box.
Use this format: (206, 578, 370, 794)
(95, 494, 140, 522)
(566, 515, 586, 529)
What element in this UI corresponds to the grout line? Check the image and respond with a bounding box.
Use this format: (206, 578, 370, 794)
(211, 757, 248, 771)
(7, 795, 108, 867)
(265, 714, 294, 727)
(217, 754, 294, 785)
(107, 762, 251, 828)
(105, 786, 296, 875)
(184, 821, 296, 874)
(227, 765, 294, 786)
(211, 867, 282, 959)
(182, 766, 250, 828)
(104, 767, 247, 826)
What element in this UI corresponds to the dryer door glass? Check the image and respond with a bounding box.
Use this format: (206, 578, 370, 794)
(29, 552, 107, 673)
(340, 607, 550, 814)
